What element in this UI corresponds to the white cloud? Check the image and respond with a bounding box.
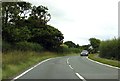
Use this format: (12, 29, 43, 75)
(24, 0, 119, 45)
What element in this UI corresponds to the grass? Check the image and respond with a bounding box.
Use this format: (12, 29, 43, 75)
(88, 54, 120, 68)
(2, 51, 58, 79)
(2, 50, 78, 79)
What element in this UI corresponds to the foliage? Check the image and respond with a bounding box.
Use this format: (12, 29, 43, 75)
(60, 44, 68, 48)
(30, 5, 51, 25)
(2, 2, 32, 42)
(2, 41, 44, 52)
(2, 41, 12, 52)
(3, 25, 31, 43)
(2, 2, 31, 25)
(89, 38, 101, 53)
(64, 41, 76, 48)
(2, 51, 59, 79)
(76, 44, 80, 48)
(57, 44, 81, 54)
(80, 44, 90, 50)
(99, 38, 119, 60)
(88, 54, 120, 67)
(29, 25, 64, 50)
(2, 2, 64, 51)
(15, 41, 44, 52)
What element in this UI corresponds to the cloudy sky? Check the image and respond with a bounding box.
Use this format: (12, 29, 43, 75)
(24, 0, 119, 45)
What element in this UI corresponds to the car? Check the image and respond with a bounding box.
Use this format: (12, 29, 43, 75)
(80, 50, 88, 56)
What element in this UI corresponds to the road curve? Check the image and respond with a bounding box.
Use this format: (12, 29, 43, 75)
(13, 56, 119, 81)
(69, 56, 119, 80)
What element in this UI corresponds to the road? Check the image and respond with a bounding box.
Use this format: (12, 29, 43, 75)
(13, 56, 119, 81)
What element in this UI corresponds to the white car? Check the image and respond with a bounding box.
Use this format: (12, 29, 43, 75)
(80, 50, 88, 56)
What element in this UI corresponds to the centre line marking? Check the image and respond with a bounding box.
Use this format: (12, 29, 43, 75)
(67, 58, 69, 64)
(75, 73, 86, 81)
(69, 65, 73, 69)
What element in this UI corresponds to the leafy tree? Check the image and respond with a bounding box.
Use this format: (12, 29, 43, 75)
(2, 2, 31, 25)
(64, 41, 76, 48)
(89, 38, 101, 53)
(2, 25, 31, 43)
(2, 1, 64, 51)
(17, 2, 31, 19)
(2, 2, 32, 42)
(76, 44, 80, 48)
(29, 5, 51, 25)
(29, 25, 64, 50)
(81, 44, 90, 50)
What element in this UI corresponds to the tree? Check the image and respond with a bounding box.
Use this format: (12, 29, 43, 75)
(2, 1, 64, 51)
(81, 44, 90, 50)
(76, 44, 80, 48)
(29, 5, 51, 25)
(2, 24, 31, 43)
(64, 41, 76, 48)
(89, 38, 101, 53)
(29, 25, 64, 50)
(2, 2, 31, 25)
(17, 2, 31, 19)
(2, 2, 32, 42)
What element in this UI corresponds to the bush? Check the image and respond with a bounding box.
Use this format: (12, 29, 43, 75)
(57, 44, 81, 54)
(2, 41, 44, 52)
(99, 38, 119, 60)
(15, 41, 44, 52)
(2, 41, 12, 52)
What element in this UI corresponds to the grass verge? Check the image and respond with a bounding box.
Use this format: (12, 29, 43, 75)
(88, 54, 120, 68)
(2, 51, 78, 79)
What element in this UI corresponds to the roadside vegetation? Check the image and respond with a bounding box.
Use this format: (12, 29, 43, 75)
(2, 1, 81, 79)
(88, 38, 120, 68)
(2, 41, 80, 79)
(2, 1, 119, 80)
(99, 38, 119, 60)
(88, 54, 120, 68)
(3, 51, 58, 79)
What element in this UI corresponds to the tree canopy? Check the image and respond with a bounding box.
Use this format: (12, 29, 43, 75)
(2, 2, 64, 51)
(64, 41, 76, 48)
(89, 38, 101, 53)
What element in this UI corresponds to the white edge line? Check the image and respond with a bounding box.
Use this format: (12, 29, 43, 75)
(75, 73, 86, 81)
(86, 57, 120, 69)
(69, 65, 73, 69)
(11, 58, 53, 81)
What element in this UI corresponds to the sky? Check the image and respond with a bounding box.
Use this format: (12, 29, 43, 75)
(24, 0, 119, 45)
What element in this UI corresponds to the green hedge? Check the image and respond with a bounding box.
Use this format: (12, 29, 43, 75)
(2, 41, 12, 52)
(57, 44, 81, 54)
(15, 41, 44, 52)
(99, 38, 119, 60)
(2, 41, 44, 52)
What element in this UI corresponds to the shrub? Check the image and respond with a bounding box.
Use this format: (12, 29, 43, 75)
(15, 41, 44, 52)
(2, 41, 12, 52)
(99, 38, 119, 60)
(57, 44, 81, 54)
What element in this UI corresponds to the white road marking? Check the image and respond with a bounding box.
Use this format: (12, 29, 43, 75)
(69, 65, 73, 69)
(11, 58, 53, 81)
(67, 58, 69, 64)
(75, 73, 86, 81)
(86, 57, 120, 69)
(67, 57, 86, 81)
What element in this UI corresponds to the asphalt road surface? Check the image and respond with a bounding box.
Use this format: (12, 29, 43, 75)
(13, 56, 119, 81)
